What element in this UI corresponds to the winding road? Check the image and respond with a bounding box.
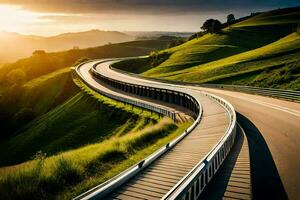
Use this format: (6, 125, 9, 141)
(74, 58, 300, 200)
(196, 87, 300, 200)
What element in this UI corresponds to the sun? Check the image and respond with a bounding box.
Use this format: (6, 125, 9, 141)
(0, 4, 41, 33)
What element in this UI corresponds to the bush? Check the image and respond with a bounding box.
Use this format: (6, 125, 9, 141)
(32, 50, 46, 56)
(52, 157, 82, 186)
(150, 51, 169, 67)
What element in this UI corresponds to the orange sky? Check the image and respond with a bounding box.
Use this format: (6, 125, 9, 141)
(0, 4, 223, 36)
(0, 1, 297, 36)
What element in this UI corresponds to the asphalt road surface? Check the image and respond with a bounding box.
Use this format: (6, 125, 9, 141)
(196, 87, 300, 200)
(78, 59, 300, 199)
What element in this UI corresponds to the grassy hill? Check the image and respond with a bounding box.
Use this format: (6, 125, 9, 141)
(0, 38, 173, 84)
(0, 68, 78, 139)
(0, 38, 174, 137)
(0, 73, 191, 199)
(0, 30, 135, 63)
(114, 7, 300, 90)
(0, 38, 192, 199)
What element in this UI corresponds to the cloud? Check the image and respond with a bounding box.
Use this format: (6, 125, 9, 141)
(0, 0, 298, 35)
(0, 0, 298, 15)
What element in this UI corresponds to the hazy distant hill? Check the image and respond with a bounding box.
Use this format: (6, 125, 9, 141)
(125, 31, 194, 39)
(0, 30, 135, 63)
(115, 7, 300, 90)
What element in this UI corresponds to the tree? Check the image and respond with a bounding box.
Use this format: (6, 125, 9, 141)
(201, 19, 222, 34)
(227, 14, 235, 23)
(32, 50, 46, 56)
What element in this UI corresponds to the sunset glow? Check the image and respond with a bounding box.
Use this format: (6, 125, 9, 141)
(0, 5, 43, 33)
(0, 1, 298, 36)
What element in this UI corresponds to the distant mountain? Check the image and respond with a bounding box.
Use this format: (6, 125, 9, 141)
(0, 30, 135, 63)
(125, 31, 194, 39)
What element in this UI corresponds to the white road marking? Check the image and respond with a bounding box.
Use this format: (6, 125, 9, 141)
(94, 60, 300, 117)
(199, 90, 300, 117)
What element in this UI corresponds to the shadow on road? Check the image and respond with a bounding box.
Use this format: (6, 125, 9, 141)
(199, 123, 245, 199)
(199, 113, 288, 199)
(237, 113, 288, 200)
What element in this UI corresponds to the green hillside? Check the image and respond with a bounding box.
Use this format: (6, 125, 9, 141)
(0, 38, 173, 139)
(0, 38, 173, 84)
(114, 7, 300, 90)
(0, 79, 190, 199)
(0, 68, 78, 139)
(0, 38, 192, 199)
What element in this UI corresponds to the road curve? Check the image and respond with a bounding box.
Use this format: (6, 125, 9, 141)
(194, 87, 300, 200)
(109, 61, 300, 199)
(73, 58, 237, 200)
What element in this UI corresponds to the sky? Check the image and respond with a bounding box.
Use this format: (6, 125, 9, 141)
(0, 0, 298, 36)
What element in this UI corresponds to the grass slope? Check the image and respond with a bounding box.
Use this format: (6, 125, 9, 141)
(0, 38, 172, 138)
(0, 92, 154, 166)
(0, 68, 78, 139)
(0, 116, 190, 200)
(161, 33, 300, 83)
(233, 7, 300, 27)
(114, 7, 300, 90)
(0, 85, 191, 199)
(0, 38, 172, 84)
(0, 52, 192, 199)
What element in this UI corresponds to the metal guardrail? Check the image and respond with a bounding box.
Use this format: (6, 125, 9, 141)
(109, 61, 238, 200)
(72, 59, 203, 200)
(90, 62, 201, 120)
(162, 93, 236, 200)
(72, 61, 178, 121)
(72, 58, 237, 200)
(73, 111, 203, 200)
(111, 65, 300, 103)
(201, 84, 300, 102)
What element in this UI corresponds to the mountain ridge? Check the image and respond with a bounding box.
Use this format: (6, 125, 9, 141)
(0, 29, 135, 63)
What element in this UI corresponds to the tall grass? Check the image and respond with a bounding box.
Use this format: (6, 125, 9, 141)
(0, 118, 190, 199)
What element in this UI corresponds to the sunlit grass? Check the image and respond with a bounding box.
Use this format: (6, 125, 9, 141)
(0, 64, 193, 199)
(115, 8, 300, 90)
(163, 32, 300, 82)
(0, 117, 191, 199)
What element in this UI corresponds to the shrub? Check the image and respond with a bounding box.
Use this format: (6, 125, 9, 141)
(52, 157, 83, 186)
(32, 50, 46, 56)
(150, 51, 169, 67)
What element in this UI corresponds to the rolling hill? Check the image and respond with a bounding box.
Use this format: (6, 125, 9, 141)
(0, 29, 135, 63)
(0, 38, 173, 85)
(0, 37, 175, 139)
(0, 37, 192, 199)
(114, 7, 300, 90)
(0, 69, 190, 199)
